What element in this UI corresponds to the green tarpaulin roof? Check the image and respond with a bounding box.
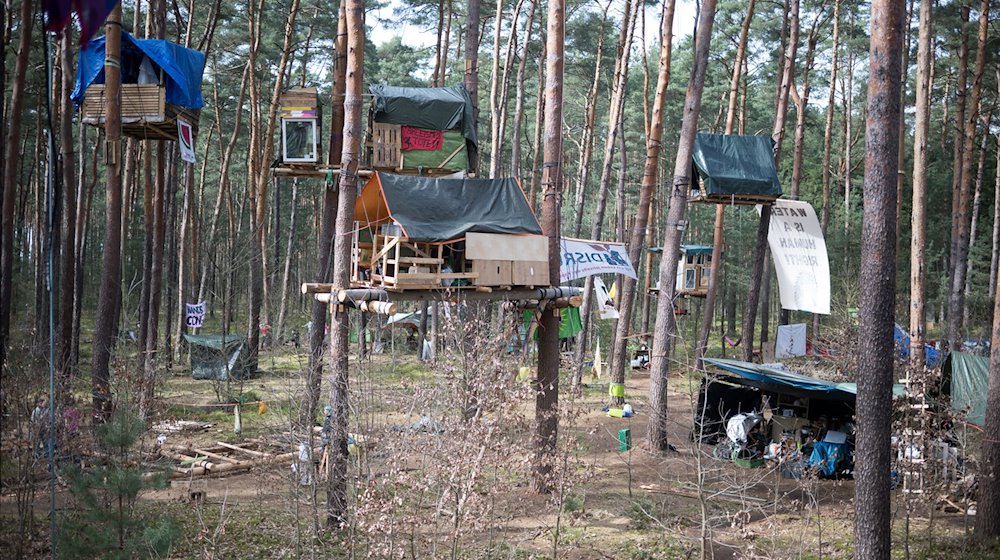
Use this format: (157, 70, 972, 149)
(943, 352, 989, 426)
(356, 173, 542, 243)
(183, 334, 252, 381)
(370, 84, 478, 168)
(692, 134, 782, 199)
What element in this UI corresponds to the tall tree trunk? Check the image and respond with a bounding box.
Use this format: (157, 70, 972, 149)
(432, 0, 445, 86)
(696, 0, 754, 366)
(527, 38, 546, 210)
(948, 6, 971, 278)
(990, 94, 1000, 299)
(58, 31, 78, 379)
(964, 121, 990, 330)
(304, 0, 347, 429)
(821, 0, 842, 235)
(0, 0, 33, 373)
(465, 0, 481, 173)
(508, 0, 537, 180)
(909, 0, 933, 368)
(495, 0, 526, 177)
(573, 0, 637, 390)
(948, 0, 989, 349)
(744, 0, 798, 361)
(487, 0, 506, 177)
(855, 2, 904, 558)
(91, 5, 125, 421)
(326, 0, 364, 525)
(276, 178, 299, 342)
(978, 195, 1000, 538)
(247, 0, 301, 370)
(571, 2, 610, 238)
(532, 0, 564, 495)
(648, 0, 716, 452)
(606, 0, 675, 399)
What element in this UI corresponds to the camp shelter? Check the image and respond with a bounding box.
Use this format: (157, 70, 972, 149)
(521, 306, 583, 340)
(351, 172, 549, 290)
(73, 32, 206, 140)
(368, 84, 478, 174)
(942, 352, 989, 427)
(696, 358, 906, 442)
(183, 334, 253, 381)
(690, 133, 782, 204)
(383, 312, 422, 332)
(676, 245, 714, 297)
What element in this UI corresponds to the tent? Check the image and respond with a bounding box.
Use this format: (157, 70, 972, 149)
(355, 172, 542, 243)
(521, 307, 583, 340)
(942, 352, 989, 426)
(690, 133, 782, 203)
(370, 84, 478, 171)
(183, 334, 252, 381)
(383, 312, 422, 331)
(72, 32, 206, 109)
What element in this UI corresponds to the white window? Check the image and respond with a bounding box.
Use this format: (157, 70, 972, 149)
(282, 118, 319, 163)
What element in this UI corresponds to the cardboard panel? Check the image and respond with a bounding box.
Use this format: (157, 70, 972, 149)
(512, 260, 549, 286)
(471, 260, 512, 286)
(465, 232, 548, 261)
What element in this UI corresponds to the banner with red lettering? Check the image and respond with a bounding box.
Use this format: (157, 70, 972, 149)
(762, 200, 830, 314)
(401, 126, 443, 151)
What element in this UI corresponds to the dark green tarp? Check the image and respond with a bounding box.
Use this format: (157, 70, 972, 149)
(370, 84, 478, 168)
(365, 173, 542, 242)
(691, 134, 782, 199)
(183, 334, 253, 381)
(943, 352, 988, 426)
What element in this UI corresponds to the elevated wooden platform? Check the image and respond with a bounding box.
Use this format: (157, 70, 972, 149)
(81, 83, 199, 141)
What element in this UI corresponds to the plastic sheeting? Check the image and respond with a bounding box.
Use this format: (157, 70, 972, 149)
(183, 334, 252, 381)
(944, 351, 988, 426)
(703, 358, 908, 402)
(355, 173, 541, 242)
(370, 84, 478, 167)
(691, 134, 782, 198)
(72, 32, 206, 109)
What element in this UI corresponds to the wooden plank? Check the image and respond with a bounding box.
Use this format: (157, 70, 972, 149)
(465, 232, 548, 261)
(471, 259, 512, 286)
(215, 441, 271, 458)
(512, 260, 549, 286)
(393, 257, 445, 265)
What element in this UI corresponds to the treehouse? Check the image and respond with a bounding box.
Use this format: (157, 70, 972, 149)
(367, 84, 478, 176)
(351, 172, 548, 291)
(72, 32, 206, 141)
(675, 245, 714, 297)
(689, 133, 782, 205)
(279, 87, 322, 167)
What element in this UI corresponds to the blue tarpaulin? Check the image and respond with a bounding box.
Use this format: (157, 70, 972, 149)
(893, 324, 942, 368)
(72, 32, 206, 109)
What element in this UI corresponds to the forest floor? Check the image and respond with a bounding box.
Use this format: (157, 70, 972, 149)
(2, 343, 997, 559)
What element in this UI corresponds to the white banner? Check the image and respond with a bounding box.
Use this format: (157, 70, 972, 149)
(762, 200, 831, 314)
(560, 237, 637, 283)
(592, 276, 619, 320)
(185, 301, 206, 328)
(178, 119, 196, 163)
(775, 323, 807, 358)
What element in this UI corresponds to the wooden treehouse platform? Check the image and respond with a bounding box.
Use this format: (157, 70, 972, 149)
(81, 83, 199, 141)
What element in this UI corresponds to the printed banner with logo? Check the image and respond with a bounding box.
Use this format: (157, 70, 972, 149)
(178, 119, 196, 163)
(185, 301, 206, 328)
(560, 238, 637, 283)
(761, 200, 831, 314)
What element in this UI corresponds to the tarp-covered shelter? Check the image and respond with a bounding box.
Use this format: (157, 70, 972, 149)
(893, 324, 943, 368)
(696, 358, 906, 442)
(942, 352, 989, 426)
(690, 134, 782, 204)
(73, 32, 206, 140)
(355, 173, 541, 242)
(369, 84, 478, 174)
(183, 334, 252, 381)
